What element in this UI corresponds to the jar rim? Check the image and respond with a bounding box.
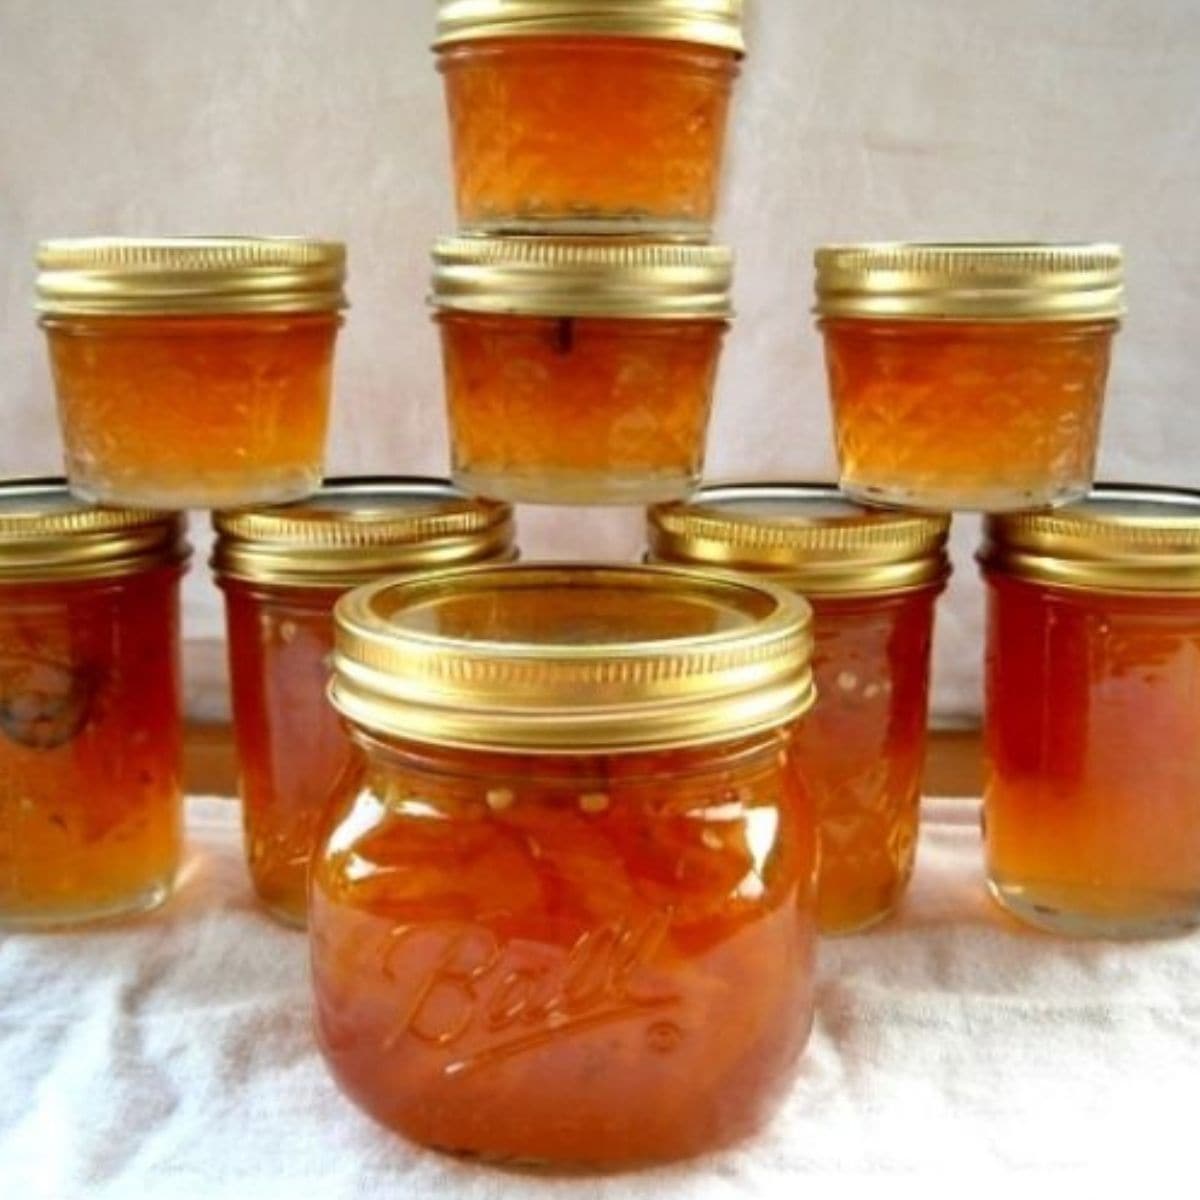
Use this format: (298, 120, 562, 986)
(331, 562, 814, 753)
(648, 481, 951, 595)
(0, 477, 189, 583)
(211, 476, 515, 588)
(980, 482, 1200, 593)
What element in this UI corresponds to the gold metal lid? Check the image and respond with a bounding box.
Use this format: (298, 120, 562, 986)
(648, 482, 951, 595)
(430, 236, 733, 320)
(813, 242, 1124, 322)
(36, 237, 347, 317)
(212, 476, 515, 588)
(980, 484, 1200, 594)
(0, 478, 188, 583)
(433, 0, 745, 53)
(331, 562, 814, 753)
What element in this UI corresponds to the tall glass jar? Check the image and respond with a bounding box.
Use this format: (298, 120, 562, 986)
(212, 478, 515, 927)
(814, 243, 1124, 512)
(37, 237, 346, 509)
(980, 485, 1200, 937)
(312, 564, 817, 1166)
(0, 479, 188, 928)
(430, 236, 732, 504)
(434, 0, 743, 236)
(648, 483, 949, 933)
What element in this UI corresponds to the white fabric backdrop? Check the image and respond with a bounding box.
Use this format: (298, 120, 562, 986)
(2, 0, 1198, 720)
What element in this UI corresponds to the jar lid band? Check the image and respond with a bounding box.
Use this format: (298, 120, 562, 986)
(430, 236, 733, 320)
(331, 563, 814, 753)
(36, 237, 347, 317)
(433, 0, 745, 53)
(814, 242, 1124, 322)
(981, 483, 1200, 593)
(649, 482, 951, 594)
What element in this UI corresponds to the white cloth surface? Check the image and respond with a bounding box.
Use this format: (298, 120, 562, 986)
(1, 795, 1197, 1197)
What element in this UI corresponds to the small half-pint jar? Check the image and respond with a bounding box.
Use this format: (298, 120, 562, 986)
(37, 237, 347, 509)
(313, 563, 817, 1166)
(980, 485, 1200, 937)
(431, 236, 732, 504)
(434, 0, 744, 236)
(0, 479, 189, 928)
(648, 483, 950, 933)
(814, 243, 1124, 512)
(212, 477, 515, 927)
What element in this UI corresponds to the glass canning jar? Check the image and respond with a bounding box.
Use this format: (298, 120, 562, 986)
(980, 485, 1200, 937)
(312, 563, 817, 1166)
(649, 482, 949, 933)
(430, 236, 732, 505)
(36, 237, 346, 509)
(212, 477, 515, 927)
(814, 243, 1124, 512)
(433, 0, 743, 236)
(0, 478, 188, 928)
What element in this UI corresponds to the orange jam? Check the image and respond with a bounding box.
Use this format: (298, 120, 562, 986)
(814, 243, 1124, 512)
(431, 238, 731, 505)
(981, 486, 1200, 937)
(437, 36, 739, 236)
(36, 238, 346, 510)
(648, 484, 949, 933)
(313, 564, 817, 1164)
(212, 478, 515, 927)
(0, 480, 188, 928)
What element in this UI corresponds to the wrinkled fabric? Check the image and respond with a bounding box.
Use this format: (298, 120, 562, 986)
(1, 797, 1197, 1195)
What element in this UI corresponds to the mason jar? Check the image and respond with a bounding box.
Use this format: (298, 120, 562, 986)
(311, 563, 817, 1165)
(648, 482, 949, 933)
(980, 484, 1200, 937)
(814, 242, 1123, 512)
(0, 478, 188, 928)
(431, 236, 732, 504)
(434, 0, 743, 236)
(212, 477, 515, 927)
(37, 237, 346, 509)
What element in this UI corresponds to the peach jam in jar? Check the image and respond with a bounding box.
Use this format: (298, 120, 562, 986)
(312, 564, 817, 1165)
(980, 485, 1200, 937)
(37, 237, 346, 509)
(649, 483, 950, 933)
(434, 0, 743, 236)
(814, 243, 1124, 512)
(431, 236, 732, 504)
(0, 479, 188, 928)
(212, 477, 515, 927)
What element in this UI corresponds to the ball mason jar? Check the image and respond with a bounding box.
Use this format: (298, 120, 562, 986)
(431, 236, 732, 505)
(311, 563, 818, 1166)
(649, 482, 949, 933)
(980, 484, 1200, 937)
(37, 237, 346, 509)
(434, 0, 743, 236)
(0, 478, 188, 928)
(814, 243, 1123, 513)
(212, 477, 515, 927)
